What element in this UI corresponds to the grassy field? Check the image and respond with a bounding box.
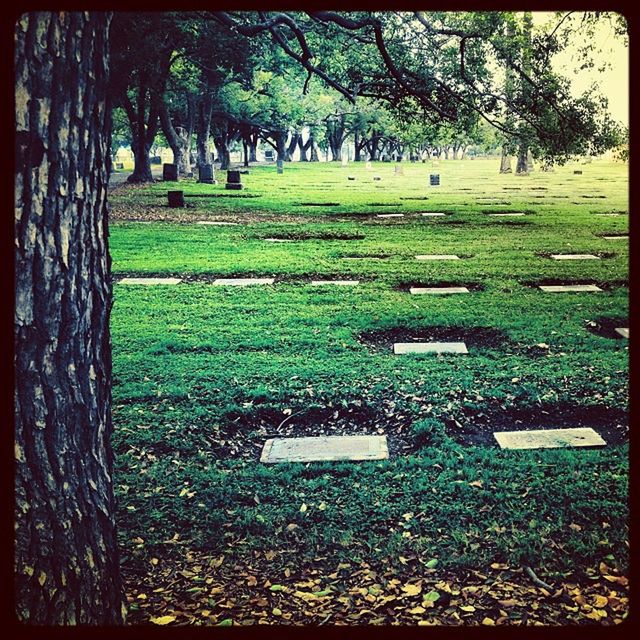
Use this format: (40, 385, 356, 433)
(108, 157, 629, 623)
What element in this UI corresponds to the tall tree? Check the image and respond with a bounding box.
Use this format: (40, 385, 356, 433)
(15, 12, 125, 624)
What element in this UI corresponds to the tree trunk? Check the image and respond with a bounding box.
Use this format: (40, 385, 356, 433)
(122, 81, 159, 183)
(309, 134, 319, 161)
(297, 134, 309, 162)
(273, 130, 287, 163)
(515, 142, 529, 174)
(15, 12, 126, 624)
(196, 92, 213, 169)
(248, 132, 258, 163)
(285, 131, 299, 162)
(354, 130, 361, 161)
(159, 102, 184, 175)
(499, 145, 512, 173)
(214, 137, 230, 170)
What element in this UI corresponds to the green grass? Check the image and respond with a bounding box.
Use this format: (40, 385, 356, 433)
(109, 157, 628, 576)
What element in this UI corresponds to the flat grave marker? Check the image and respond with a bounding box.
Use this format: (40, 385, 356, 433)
(494, 427, 606, 450)
(410, 286, 470, 295)
(420, 212, 446, 217)
(615, 327, 629, 338)
(550, 254, 600, 260)
(376, 213, 404, 218)
(212, 278, 275, 286)
(310, 280, 360, 286)
(393, 342, 468, 354)
(196, 221, 239, 226)
(415, 254, 460, 260)
(261, 435, 389, 463)
(602, 235, 628, 240)
(264, 238, 294, 243)
(119, 277, 182, 285)
(538, 284, 602, 293)
(488, 212, 525, 217)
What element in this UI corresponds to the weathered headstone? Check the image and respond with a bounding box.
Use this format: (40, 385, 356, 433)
(199, 163, 216, 184)
(415, 255, 460, 260)
(212, 278, 275, 286)
(151, 155, 162, 164)
(260, 435, 389, 463)
(550, 254, 600, 260)
(373, 175, 382, 181)
(163, 163, 178, 181)
(410, 286, 469, 294)
(365, 161, 372, 170)
(615, 327, 629, 338)
(393, 342, 468, 354)
(225, 170, 243, 190)
(341, 156, 348, 166)
(538, 284, 602, 292)
(348, 176, 356, 181)
(429, 174, 440, 186)
(276, 159, 284, 174)
(119, 277, 182, 285)
(167, 191, 185, 208)
(494, 427, 606, 450)
(574, 170, 583, 175)
(394, 164, 404, 176)
(116, 162, 124, 169)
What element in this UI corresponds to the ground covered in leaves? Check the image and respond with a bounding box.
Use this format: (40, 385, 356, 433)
(122, 548, 629, 626)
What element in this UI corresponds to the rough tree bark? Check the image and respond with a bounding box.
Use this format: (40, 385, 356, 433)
(196, 92, 213, 169)
(159, 98, 194, 177)
(15, 11, 126, 624)
(285, 130, 299, 161)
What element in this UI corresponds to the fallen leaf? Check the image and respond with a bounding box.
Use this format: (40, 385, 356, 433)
(425, 559, 438, 569)
(150, 615, 176, 625)
(408, 606, 426, 614)
(401, 583, 422, 597)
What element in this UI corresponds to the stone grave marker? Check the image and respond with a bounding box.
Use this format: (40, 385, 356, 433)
(365, 161, 372, 170)
(261, 435, 389, 463)
(376, 213, 404, 218)
(373, 175, 382, 181)
(119, 277, 182, 285)
(196, 221, 239, 226)
(310, 280, 360, 286)
(615, 327, 629, 338)
(488, 212, 525, 217)
(415, 255, 460, 260)
(551, 254, 600, 260)
(394, 164, 404, 176)
(199, 163, 216, 184)
(116, 162, 124, 169)
(573, 170, 583, 175)
(264, 238, 294, 243)
(167, 191, 185, 208)
(212, 278, 275, 286)
(538, 284, 602, 292)
(602, 235, 628, 240)
(393, 342, 468, 354)
(421, 212, 446, 217)
(162, 163, 178, 181)
(494, 427, 606, 450)
(410, 286, 470, 294)
(430, 174, 440, 186)
(348, 176, 356, 181)
(342, 156, 348, 166)
(226, 170, 243, 190)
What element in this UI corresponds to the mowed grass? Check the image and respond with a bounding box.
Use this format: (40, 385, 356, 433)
(110, 158, 628, 577)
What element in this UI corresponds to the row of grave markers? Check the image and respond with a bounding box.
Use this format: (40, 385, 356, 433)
(120, 271, 625, 459)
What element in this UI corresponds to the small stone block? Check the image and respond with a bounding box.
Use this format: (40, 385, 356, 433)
(376, 213, 404, 218)
(261, 435, 389, 463)
(347, 176, 356, 180)
(373, 176, 381, 181)
(212, 278, 275, 286)
(551, 254, 600, 260)
(421, 212, 446, 217)
(310, 280, 360, 286)
(494, 427, 606, 450)
(394, 342, 468, 354)
(488, 213, 525, 217)
(167, 190, 184, 208)
(196, 221, 239, 226)
(225, 183, 243, 190)
(410, 286, 470, 294)
(162, 163, 178, 181)
(574, 170, 583, 174)
(415, 255, 460, 260)
(615, 327, 629, 338)
(602, 235, 628, 240)
(538, 284, 602, 292)
(119, 277, 182, 285)
(264, 238, 294, 242)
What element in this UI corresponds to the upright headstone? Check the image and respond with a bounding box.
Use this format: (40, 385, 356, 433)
(574, 170, 583, 175)
(394, 164, 404, 176)
(163, 163, 178, 181)
(276, 159, 284, 174)
(199, 163, 216, 184)
(151, 155, 162, 164)
(167, 190, 185, 207)
(365, 161, 372, 170)
(341, 156, 348, 167)
(116, 162, 124, 169)
(373, 175, 382, 181)
(225, 170, 243, 190)
(430, 174, 440, 186)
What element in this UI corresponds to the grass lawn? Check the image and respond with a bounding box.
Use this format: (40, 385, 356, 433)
(108, 158, 629, 625)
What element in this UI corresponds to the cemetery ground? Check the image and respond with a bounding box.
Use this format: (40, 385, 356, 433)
(108, 158, 628, 625)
